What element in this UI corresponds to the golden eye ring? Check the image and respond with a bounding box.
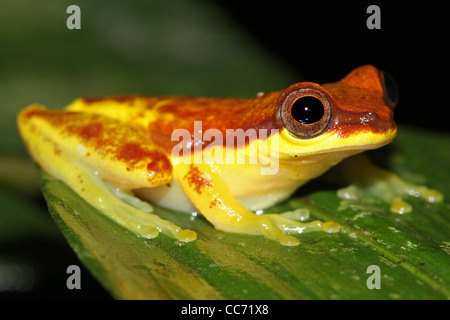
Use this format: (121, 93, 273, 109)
(278, 82, 333, 139)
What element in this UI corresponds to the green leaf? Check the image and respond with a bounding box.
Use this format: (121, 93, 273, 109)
(40, 126, 450, 299)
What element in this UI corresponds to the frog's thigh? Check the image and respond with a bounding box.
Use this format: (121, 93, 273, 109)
(19, 105, 196, 242)
(175, 163, 335, 246)
(57, 161, 196, 242)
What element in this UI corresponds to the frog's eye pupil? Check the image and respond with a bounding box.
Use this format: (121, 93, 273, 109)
(291, 96, 324, 124)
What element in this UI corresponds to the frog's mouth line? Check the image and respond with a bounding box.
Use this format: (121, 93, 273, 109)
(278, 127, 397, 161)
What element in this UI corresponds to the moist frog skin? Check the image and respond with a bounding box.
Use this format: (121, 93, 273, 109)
(18, 65, 441, 246)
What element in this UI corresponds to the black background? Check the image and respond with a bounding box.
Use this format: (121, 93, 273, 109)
(218, 1, 448, 132)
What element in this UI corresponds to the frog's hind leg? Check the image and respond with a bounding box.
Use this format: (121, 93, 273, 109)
(176, 163, 340, 246)
(18, 105, 196, 242)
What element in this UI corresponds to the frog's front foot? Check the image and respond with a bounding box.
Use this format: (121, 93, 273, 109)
(176, 164, 340, 246)
(233, 213, 341, 246)
(336, 154, 443, 214)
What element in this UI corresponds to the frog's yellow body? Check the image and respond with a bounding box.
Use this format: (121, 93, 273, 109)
(19, 65, 425, 246)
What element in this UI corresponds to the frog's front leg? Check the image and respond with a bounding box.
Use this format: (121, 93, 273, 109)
(176, 163, 340, 246)
(335, 154, 443, 212)
(18, 105, 196, 242)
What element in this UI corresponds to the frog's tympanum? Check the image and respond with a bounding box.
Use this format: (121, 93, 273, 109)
(18, 65, 442, 246)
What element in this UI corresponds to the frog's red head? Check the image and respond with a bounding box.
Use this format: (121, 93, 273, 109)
(276, 65, 398, 156)
(276, 65, 397, 158)
(278, 65, 397, 139)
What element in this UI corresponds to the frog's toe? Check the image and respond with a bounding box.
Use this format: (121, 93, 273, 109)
(135, 225, 160, 239)
(175, 229, 197, 242)
(389, 185, 443, 214)
(115, 208, 197, 242)
(279, 235, 300, 247)
(256, 214, 340, 246)
(389, 196, 413, 214)
(424, 189, 444, 203)
(405, 185, 444, 203)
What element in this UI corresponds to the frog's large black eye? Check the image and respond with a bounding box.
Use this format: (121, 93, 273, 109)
(381, 71, 398, 108)
(278, 83, 333, 139)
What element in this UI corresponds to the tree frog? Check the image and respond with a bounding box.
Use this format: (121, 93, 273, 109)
(18, 65, 442, 246)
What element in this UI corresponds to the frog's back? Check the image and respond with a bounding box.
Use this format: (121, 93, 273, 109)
(67, 93, 281, 153)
